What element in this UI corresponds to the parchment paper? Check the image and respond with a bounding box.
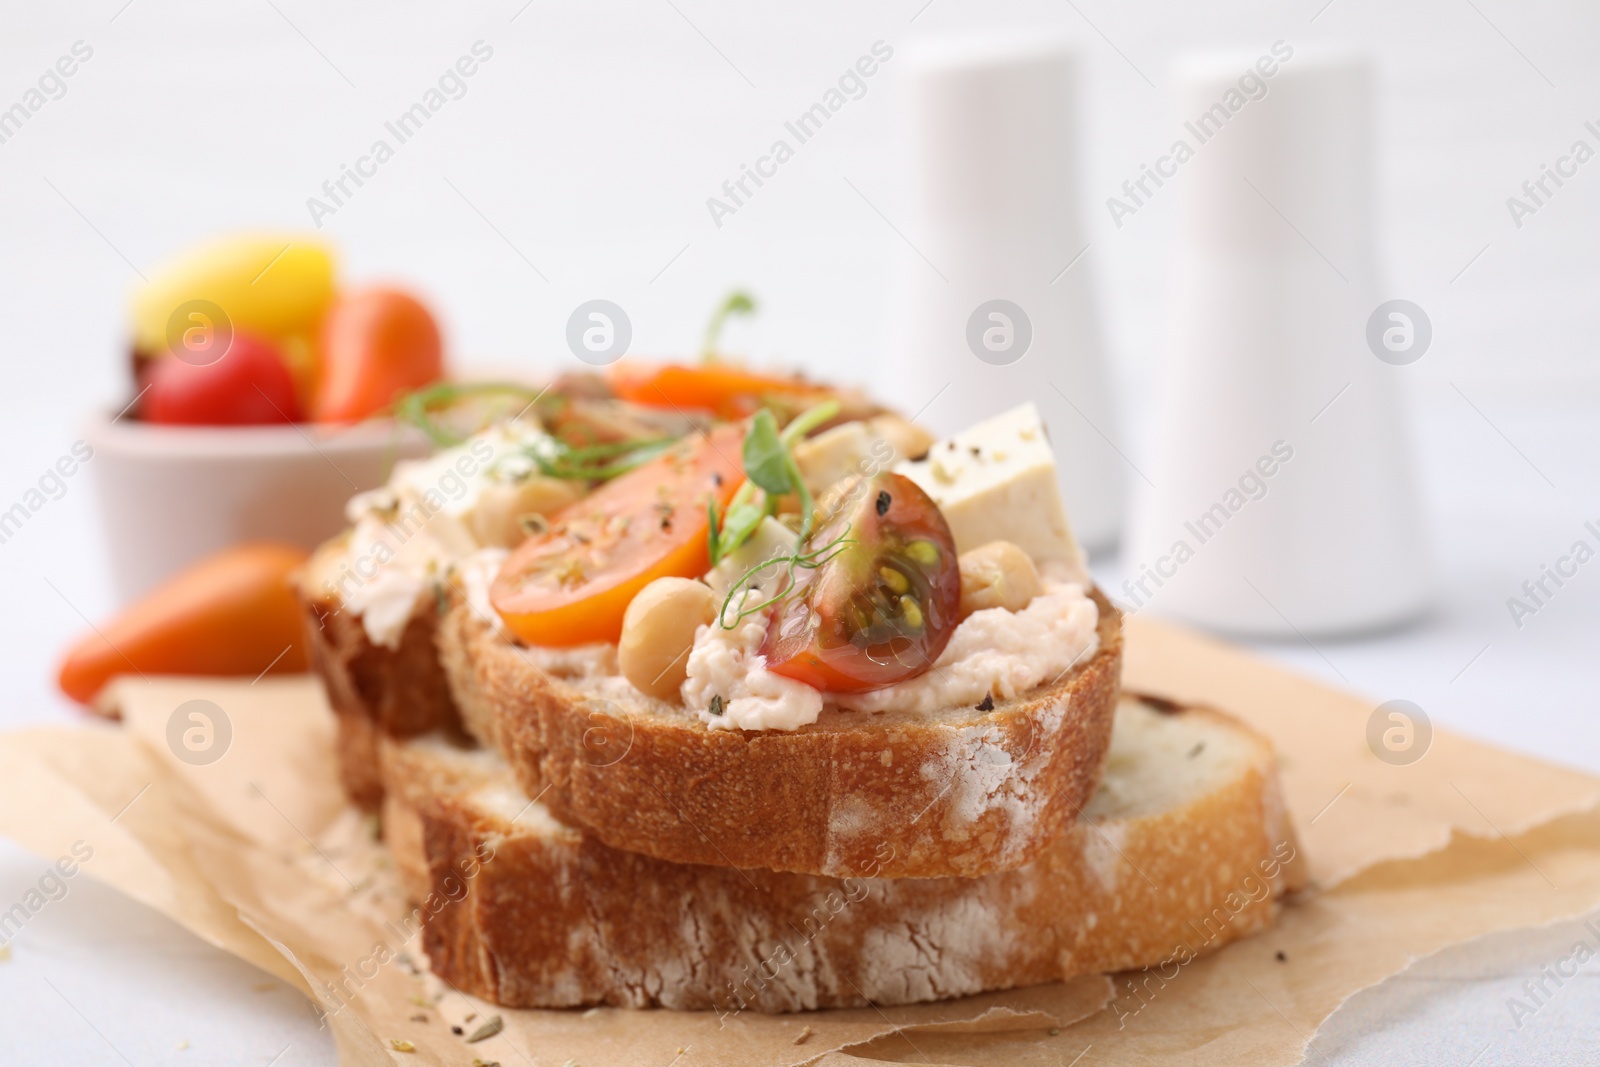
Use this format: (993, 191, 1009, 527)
(2, 614, 1599, 1066)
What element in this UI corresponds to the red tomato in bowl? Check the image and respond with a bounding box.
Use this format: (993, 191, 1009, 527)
(312, 288, 443, 423)
(141, 332, 302, 425)
(762, 472, 960, 693)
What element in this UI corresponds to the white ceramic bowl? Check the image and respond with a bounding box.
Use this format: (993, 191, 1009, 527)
(83, 414, 432, 602)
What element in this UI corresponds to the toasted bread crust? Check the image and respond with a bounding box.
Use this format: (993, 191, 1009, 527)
(381, 696, 1304, 1012)
(437, 590, 1123, 879)
(296, 539, 462, 809)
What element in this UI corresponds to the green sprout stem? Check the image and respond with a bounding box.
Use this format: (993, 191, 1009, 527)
(717, 528, 854, 629)
(707, 397, 840, 565)
(701, 290, 756, 361)
(779, 399, 839, 446)
(531, 436, 677, 480)
(394, 381, 546, 447)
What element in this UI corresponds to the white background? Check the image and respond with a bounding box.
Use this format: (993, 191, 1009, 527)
(1, 1, 1598, 1063)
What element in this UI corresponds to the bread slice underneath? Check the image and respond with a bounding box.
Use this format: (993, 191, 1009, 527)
(380, 693, 1304, 1013)
(437, 588, 1123, 880)
(296, 536, 465, 809)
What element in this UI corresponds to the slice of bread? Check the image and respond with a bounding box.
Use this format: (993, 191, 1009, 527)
(380, 693, 1304, 1012)
(297, 536, 463, 809)
(436, 588, 1122, 879)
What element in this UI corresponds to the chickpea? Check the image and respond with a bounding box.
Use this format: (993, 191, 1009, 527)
(958, 541, 1042, 618)
(468, 477, 584, 548)
(619, 577, 717, 701)
(867, 414, 938, 463)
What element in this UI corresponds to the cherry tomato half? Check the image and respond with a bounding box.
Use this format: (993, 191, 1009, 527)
(491, 423, 745, 647)
(762, 472, 960, 693)
(141, 331, 302, 425)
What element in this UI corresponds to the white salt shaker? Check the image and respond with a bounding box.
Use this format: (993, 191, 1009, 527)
(1126, 50, 1431, 635)
(891, 37, 1123, 551)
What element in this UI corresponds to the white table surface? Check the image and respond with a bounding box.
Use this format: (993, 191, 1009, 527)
(3, 1, 1598, 1063)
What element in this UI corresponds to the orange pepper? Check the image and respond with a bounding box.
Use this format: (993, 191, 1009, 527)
(312, 288, 444, 423)
(57, 542, 310, 706)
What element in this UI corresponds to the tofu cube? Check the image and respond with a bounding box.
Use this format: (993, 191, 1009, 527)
(792, 416, 939, 495)
(792, 421, 887, 494)
(895, 403, 1086, 574)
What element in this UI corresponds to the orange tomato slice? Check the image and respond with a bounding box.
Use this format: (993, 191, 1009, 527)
(490, 423, 745, 646)
(608, 362, 828, 420)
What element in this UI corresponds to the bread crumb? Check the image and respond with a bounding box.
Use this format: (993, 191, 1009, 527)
(0, 944, 10, 962)
(466, 1015, 504, 1043)
(177, 1039, 189, 1050)
(793, 1025, 814, 1045)
(389, 1039, 416, 1052)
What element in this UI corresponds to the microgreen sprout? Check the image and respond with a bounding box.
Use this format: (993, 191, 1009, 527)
(394, 381, 545, 447)
(396, 382, 679, 481)
(528, 436, 678, 481)
(717, 526, 854, 629)
(707, 398, 840, 566)
(701, 290, 756, 361)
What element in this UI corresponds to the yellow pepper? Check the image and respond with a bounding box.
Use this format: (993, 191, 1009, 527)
(130, 234, 336, 400)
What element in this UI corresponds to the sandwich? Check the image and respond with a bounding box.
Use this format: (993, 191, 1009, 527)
(302, 382, 1121, 879)
(296, 364, 1303, 1015)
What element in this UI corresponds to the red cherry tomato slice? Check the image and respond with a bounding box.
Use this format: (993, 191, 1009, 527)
(761, 472, 960, 693)
(141, 332, 302, 425)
